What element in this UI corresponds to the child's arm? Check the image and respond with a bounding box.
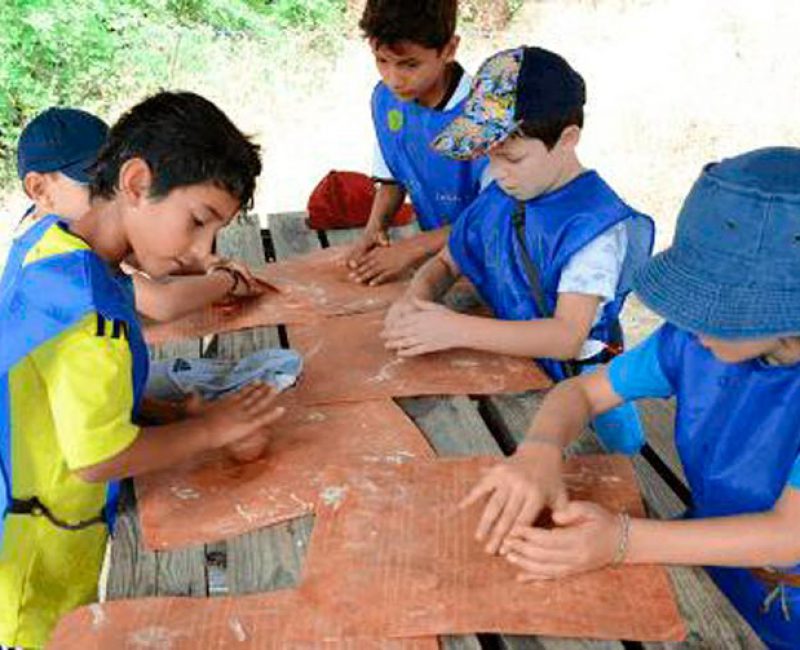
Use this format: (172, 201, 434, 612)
(501, 483, 800, 581)
(350, 227, 450, 287)
(346, 182, 406, 267)
(460, 368, 621, 554)
(76, 382, 284, 482)
(383, 244, 463, 327)
(132, 266, 262, 322)
(383, 290, 601, 359)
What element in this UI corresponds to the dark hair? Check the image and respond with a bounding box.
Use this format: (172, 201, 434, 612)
(90, 91, 261, 210)
(359, 0, 457, 50)
(517, 107, 584, 150)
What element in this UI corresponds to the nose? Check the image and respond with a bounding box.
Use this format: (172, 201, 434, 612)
(188, 227, 216, 264)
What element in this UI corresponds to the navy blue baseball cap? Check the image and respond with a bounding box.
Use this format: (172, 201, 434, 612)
(635, 147, 800, 339)
(17, 107, 109, 184)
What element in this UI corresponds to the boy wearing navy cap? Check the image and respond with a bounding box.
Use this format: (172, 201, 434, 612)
(383, 46, 654, 457)
(464, 148, 800, 650)
(7, 108, 108, 250)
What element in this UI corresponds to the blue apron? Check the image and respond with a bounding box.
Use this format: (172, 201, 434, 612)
(0, 215, 149, 551)
(658, 324, 800, 649)
(449, 171, 655, 381)
(372, 82, 488, 230)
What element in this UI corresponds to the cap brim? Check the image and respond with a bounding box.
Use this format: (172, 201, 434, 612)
(431, 115, 515, 161)
(58, 157, 95, 184)
(634, 248, 800, 339)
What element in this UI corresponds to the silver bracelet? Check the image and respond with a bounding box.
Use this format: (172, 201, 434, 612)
(612, 511, 631, 566)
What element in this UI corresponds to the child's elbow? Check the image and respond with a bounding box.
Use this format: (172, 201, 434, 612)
(550, 335, 586, 361)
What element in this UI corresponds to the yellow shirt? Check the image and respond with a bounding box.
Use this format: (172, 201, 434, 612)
(0, 224, 140, 649)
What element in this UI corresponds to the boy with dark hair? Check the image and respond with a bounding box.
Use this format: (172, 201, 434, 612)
(346, 0, 491, 286)
(463, 148, 800, 650)
(0, 91, 284, 649)
(383, 46, 654, 455)
(3, 106, 265, 321)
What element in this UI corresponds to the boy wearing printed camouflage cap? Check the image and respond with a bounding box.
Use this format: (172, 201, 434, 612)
(383, 46, 655, 457)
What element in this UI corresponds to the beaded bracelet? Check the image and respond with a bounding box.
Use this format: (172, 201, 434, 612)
(208, 265, 242, 296)
(612, 511, 631, 566)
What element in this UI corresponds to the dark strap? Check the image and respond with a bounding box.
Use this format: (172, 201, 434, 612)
(511, 202, 625, 379)
(7, 496, 106, 532)
(511, 203, 580, 378)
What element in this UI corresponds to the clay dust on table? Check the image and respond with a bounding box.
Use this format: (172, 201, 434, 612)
(48, 590, 438, 649)
(136, 396, 433, 550)
(143, 246, 408, 344)
(287, 455, 686, 642)
(287, 310, 552, 405)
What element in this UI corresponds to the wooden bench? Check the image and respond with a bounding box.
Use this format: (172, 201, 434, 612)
(106, 211, 763, 649)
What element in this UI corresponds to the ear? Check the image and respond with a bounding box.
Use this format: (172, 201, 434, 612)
(442, 35, 460, 63)
(23, 172, 50, 205)
(118, 158, 154, 208)
(558, 125, 581, 151)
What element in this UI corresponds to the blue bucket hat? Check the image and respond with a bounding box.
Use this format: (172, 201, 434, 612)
(634, 147, 800, 339)
(432, 46, 586, 160)
(17, 107, 108, 184)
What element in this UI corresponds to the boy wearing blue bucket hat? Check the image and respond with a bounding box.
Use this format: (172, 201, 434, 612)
(383, 46, 655, 460)
(463, 147, 800, 649)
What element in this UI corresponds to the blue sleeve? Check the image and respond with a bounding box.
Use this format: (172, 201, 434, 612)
(607, 331, 675, 401)
(789, 458, 800, 490)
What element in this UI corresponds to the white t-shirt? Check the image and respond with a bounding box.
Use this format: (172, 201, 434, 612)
(558, 221, 629, 359)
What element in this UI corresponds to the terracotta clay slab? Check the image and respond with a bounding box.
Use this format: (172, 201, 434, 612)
(289, 456, 686, 642)
(144, 246, 408, 344)
(287, 311, 552, 404)
(48, 590, 438, 650)
(136, 397, 433, 550)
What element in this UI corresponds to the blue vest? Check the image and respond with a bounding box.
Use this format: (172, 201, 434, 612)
(0, 216, 149, 550)
(658, 324, 800, 649)
(371, 82, 488, 230)
(449, 171, 655, 380)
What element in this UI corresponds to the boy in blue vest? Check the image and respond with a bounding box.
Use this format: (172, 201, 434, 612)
(383, 46, 654, 453)
(0, 91, 285, 649)
(4, 107, 265, 321)
(462, 148, 800, 650)
(346, 0, 490, 286)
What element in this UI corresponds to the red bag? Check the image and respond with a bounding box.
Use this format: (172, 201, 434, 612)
(307, 170, 415, 230)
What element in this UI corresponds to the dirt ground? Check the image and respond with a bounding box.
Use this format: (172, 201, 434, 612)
(3, 0, 799, 342)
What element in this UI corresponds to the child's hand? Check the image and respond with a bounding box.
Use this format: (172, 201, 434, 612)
(459, 443, 567, 555)
(207, 259, 263, 298)
(384, 294, 416, 329)
(196, 382, 285, 449)
(500, 501, 621, 581)
(347, 227, 390, 270)
(226, 431, 271, 463)
(381, 298, 465, 356)
(348, 238, 422, 286)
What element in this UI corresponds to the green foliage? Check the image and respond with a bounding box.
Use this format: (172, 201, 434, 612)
(0, 0, 346, 185)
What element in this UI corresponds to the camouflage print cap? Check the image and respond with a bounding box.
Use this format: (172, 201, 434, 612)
(432, 46, 585, 160)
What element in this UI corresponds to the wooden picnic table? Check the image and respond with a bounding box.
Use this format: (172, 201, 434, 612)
(106, 212, 764, 649)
